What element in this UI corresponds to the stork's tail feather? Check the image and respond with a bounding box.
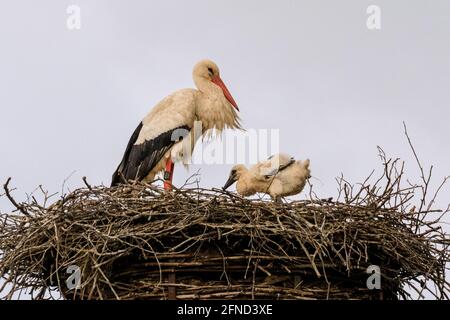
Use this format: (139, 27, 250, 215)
(303, 159, 311, 179)
(303, 159, 310, 169)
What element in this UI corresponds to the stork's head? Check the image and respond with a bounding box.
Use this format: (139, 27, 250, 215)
(193, 59, 239, 111)
(223, 164, 247, 190)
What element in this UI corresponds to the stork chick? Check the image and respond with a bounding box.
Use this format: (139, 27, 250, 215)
(223, 154, 311, 202)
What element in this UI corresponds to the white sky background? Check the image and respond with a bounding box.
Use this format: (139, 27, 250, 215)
(0, 0, 449, 299)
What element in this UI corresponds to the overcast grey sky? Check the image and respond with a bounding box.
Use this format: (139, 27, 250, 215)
(1, 0, 449, 299)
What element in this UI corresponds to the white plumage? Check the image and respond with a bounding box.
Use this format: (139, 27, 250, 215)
(112, 60, 241, 187)
(223, 154, 311, 202)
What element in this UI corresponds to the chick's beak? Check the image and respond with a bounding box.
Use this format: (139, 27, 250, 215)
(223, 173, 237, 190)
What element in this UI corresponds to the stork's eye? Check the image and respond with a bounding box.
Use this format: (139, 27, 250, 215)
(208, 67, 214, 75)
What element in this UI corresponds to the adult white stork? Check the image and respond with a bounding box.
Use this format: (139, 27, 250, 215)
(111, 59, 241, 189)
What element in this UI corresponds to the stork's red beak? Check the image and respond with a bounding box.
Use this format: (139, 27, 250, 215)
(212, 76, 239, 111)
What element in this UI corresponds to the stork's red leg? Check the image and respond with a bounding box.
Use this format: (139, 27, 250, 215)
(164, 158, 175, 191)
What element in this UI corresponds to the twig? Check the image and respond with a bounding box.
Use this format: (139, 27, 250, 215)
(3, 178, 30, 216)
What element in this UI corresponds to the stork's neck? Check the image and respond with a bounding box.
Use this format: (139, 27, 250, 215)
(194, 77, 223, 98)
(194, 77, 241, 132)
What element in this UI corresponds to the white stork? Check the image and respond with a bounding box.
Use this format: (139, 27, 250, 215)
(223, 154, 311, 202)
(111, 59, 241, 189)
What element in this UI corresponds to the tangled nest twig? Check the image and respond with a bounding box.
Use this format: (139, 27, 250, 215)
(0, 143, 449, 300)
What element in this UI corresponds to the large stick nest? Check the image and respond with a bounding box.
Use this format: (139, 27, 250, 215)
(0, 149, 449, 300)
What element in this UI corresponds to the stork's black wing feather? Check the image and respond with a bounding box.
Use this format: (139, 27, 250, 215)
(111, 123, 190, 186)
(111, 122, 143, 186)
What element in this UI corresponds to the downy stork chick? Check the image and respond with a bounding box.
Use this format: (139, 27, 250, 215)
(111, 59, 242, 189)
(223, 154, 311, 202)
